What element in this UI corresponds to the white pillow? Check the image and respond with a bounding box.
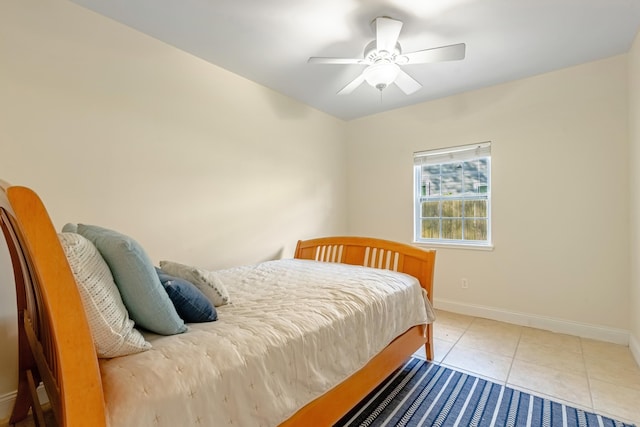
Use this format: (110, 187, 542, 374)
(159, 260, 230, 307)
(58, 232, 151, 358)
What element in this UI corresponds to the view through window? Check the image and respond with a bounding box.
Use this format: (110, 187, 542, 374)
(414, 142, 491, 246)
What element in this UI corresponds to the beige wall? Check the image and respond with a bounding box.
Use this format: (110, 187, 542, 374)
(630, 30, 640, 360)
(347, 56, 630, 335)
(0, 0, 347, 402)
(1, 0, 638, 414)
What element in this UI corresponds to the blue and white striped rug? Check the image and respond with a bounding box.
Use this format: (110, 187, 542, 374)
(335, 358, 636, 427)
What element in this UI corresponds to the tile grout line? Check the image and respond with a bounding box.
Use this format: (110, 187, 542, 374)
(439, 314, 477, 364)
(503, 325, 523, 387)
(434, 311, 640, 424)
(437, 316, 485, 383)
(579, 336, 596, 412)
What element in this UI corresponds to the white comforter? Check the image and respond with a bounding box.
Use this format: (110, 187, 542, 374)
(99, 259, 433, 427)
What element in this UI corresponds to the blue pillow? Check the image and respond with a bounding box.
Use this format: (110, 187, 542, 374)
(77, 224, 186, 335)
(156, 268, 217, 323)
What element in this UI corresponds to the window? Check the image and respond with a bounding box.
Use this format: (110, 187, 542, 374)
(414, 142, 491, 247)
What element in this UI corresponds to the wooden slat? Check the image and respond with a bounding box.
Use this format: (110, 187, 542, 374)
(1, 210, 38, 424)
(26, 370, 44, 427)
(295, 236, 435, 307)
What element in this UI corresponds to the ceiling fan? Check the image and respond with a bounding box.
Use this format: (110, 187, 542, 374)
(308, 16, 466, 95)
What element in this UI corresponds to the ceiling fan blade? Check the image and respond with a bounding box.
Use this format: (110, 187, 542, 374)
(376, 17, 403, 54)
(337, 73, 366, 95)
(402, 43, 466, 64)
(394, 69, 422, 95)
(308, 57, 364, 65)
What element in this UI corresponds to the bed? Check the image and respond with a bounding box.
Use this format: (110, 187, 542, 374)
(0, 182, 436, 427)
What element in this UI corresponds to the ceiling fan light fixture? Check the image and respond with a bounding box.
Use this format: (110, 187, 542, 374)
(308, 17, 465, 96)
(364, 62, 400, 91)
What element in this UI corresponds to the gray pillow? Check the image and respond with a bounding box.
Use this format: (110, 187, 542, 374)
(77, 224, 186, 335)
(159, 260, 230, 307)
(62, 223, 78, 233)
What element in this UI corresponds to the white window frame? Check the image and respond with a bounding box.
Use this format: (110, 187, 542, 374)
(413, 142, 492, 249)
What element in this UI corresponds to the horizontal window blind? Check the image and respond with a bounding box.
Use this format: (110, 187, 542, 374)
(414, 142, 491, 165)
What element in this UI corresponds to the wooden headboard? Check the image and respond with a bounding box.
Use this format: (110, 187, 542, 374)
(1, 184, 106, 427)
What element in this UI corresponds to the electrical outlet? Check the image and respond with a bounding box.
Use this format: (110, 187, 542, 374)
(461, 278, 469, 289)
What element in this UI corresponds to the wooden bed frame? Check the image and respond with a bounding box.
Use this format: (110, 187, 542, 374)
(0, 183, 435, 427)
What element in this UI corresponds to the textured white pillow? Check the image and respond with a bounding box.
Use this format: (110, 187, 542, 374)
(58, 233, 151, 358)
(159, 260, 230, 307)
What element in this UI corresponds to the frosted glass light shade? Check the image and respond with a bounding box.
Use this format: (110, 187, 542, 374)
(363, 62, 400, 90)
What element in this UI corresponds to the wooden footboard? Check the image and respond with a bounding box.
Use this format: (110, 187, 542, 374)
(294, 236, 435, 360)
(285, 236, 436, 426)
(1, 182, 435, 427)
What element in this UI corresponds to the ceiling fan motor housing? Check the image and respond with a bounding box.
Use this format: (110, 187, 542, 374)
(363, 40, 403, 64)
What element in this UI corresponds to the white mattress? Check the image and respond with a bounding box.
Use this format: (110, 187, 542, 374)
(99, 259, 433, 427)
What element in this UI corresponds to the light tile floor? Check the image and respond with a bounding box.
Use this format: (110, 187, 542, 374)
(413, 309, 640, 425)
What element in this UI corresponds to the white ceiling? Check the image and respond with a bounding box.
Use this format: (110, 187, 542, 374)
(71, 0, 640, 121)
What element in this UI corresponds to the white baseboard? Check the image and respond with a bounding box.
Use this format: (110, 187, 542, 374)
(0, 391, 17, 426)
(434, 297, 630, 345)
(0, 385, 49, 425)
